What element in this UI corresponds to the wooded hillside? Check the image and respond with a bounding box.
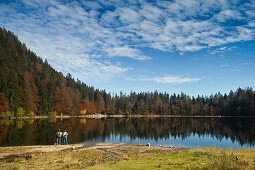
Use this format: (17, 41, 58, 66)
(0, 28, 254, 116)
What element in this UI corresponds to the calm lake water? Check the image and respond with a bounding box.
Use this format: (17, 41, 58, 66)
(0, 117, 254, 148)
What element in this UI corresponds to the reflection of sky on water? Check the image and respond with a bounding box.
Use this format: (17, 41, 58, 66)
(85, 134, 255, 149)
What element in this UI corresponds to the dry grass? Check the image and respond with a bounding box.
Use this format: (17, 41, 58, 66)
(0, 146, 36, 157)
(0, 147, 110, 170)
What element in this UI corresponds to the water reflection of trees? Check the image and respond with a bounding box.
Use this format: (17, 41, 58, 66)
(75, 118, 255, 146)
(0, 118, 254, 146)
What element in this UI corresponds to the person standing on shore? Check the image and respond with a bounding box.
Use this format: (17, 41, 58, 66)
(62, 130, 68, 145)
(56, 129, 62, 145)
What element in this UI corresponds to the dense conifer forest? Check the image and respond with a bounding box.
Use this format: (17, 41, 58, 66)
(0, 28, 255, 116)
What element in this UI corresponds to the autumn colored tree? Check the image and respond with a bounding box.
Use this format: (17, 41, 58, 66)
(80, 109, 86, 115)
(0, 92, 9, 113)
(16, 107, 25, 117)
(53, 87, 62, 113)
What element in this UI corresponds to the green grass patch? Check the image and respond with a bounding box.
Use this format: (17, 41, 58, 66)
(89, 148, 255, 170)
(10, 167, 20, 170)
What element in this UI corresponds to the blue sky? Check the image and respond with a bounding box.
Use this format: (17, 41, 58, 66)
(0, 0, 255, 96)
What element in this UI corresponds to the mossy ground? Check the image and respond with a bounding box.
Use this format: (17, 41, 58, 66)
(0, 144, 254, 170)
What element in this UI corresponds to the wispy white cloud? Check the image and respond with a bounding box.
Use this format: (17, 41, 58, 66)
(107, 45, 150, 60)
(60, 58, 132, 82)
(219, 47, 227, 51)
(127, 76, 200, 84)
(117, 7, 141, 24)
(209, 46, 237, 54)
(214, 9, 244, 22)
(220, 64, 229, 67)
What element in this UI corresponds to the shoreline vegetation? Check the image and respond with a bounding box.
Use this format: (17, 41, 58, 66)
(0, 143, 255, 169)
(1, 114, 255, 119)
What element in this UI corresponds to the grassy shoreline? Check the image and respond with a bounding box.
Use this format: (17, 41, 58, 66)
(0, 143, 255, 169)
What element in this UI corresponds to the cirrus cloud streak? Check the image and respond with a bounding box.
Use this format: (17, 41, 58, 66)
(127, 76, 200, 84)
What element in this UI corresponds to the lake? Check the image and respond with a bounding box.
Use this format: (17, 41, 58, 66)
(0, 117, 254, 148)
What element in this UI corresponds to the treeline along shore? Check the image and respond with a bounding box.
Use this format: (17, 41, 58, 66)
(1, 27, 255, 117)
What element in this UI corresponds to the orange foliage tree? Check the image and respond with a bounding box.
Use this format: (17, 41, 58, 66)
(54, 87, 62, 113)
(0, 93, 9, 113)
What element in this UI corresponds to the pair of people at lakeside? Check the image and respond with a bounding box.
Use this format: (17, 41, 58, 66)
(56, 129, 68, 145)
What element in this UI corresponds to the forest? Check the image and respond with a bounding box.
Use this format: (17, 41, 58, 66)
(0, 27, 255, 117)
